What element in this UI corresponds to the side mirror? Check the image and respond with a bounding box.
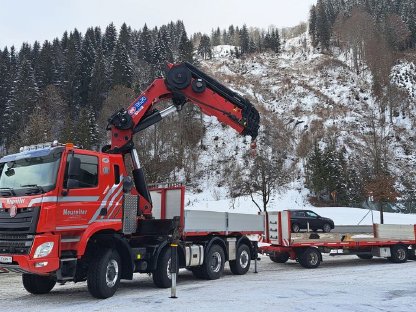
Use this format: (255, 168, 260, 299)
(123, 176, 134, 193)
(67, 156, 81, 190)
(68, 157, 81, 178)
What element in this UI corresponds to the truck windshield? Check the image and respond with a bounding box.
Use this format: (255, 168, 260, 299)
(0, 152, 62, 195)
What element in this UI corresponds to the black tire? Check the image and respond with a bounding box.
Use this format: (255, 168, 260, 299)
(87, 248, 121, 299)
(194, 244, 225, 280)
(190, 266, 206, 279)
(322, 223, 332, 233)
(357, 253, 373, 260)
(22, 274, 56, 295)
(153, 248, 178, 288)
(269, 253, 290, 263)
(298, 247, 321, 268)
(230, 244, 251, 275)
(408, 249, 416, 261)
(292, 223, 300, 233)
(388, 244, 408, 263)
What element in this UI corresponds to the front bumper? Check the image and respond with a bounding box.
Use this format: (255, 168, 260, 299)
(0, 234, 60, 275)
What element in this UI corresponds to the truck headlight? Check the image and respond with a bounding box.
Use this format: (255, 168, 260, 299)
(34, 242, 54, 258)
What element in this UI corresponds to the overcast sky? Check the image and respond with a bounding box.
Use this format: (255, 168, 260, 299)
(0, 0, 317, 49)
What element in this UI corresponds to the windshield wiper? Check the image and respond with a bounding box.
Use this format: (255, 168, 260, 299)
(20, 184, 45, 194)
(0, 187, 16, 196)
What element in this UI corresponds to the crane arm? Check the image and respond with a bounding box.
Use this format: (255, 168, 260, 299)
(107, 62, 260, 153)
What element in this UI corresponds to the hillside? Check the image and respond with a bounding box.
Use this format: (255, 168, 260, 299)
(185, 32, 416, 214)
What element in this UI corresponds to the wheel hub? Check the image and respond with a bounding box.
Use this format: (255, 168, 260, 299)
(106, 259, 119, 288)
(239, 250, 249, 269)
(211, 252, 222, 273)
(308, 252, 318, 265)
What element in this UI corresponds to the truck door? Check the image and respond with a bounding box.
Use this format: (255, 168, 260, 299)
(55, 153, 101, 232)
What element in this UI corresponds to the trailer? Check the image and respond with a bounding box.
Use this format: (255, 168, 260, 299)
(259, 211, 416, 268)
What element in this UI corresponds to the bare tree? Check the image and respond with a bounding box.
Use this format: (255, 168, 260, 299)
(228, 114, 295, 212)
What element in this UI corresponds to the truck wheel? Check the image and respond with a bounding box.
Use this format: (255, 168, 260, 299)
(153, 248, 178, 288)
(230, 244, 251, 275)
(193, 244, 225, 280)
(269, 253, 290, 263)
(87, 248, 121, 299)
(388, 245, 408, 263)
(298, 247, 321, 268)
(292, 223, 300, 233)
(322, 223, 332, 233)
(22, 274, 56, 294)
(357, 253, 373, 260)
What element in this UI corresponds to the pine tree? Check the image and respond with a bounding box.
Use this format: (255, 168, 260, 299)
(80, 27, 98, 105)
(62, 30, 83, 115)
(316, 0, 331, 50)
(211, 27, 221, 46)
(239, 24, 250, 55)
(197, 35, 212, 59)
(0, 49, 11, 146)
(138, 24, 153, 63)
(178, 30, 194, 62)
(88, 47, 108, 113)
(271, 29, 281, 53)
(309, 5, 318, 48)
(102, 23, 117, 62)
(160, 28, 174, 63)
(306, 143, 327, 199)
(38, 40, 55, 88)
(112, 36, 133, 87)
(5, 58, 39, 147)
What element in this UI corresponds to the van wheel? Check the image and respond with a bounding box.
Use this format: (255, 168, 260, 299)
(87, 248, 121, 299)
(322, 223, 332, 233)
(292, 223, 300, 233)
(22, 274, 56, 294)
(230, 244, 251, 275)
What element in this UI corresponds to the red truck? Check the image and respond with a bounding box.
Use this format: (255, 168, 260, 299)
(0, 62, 262, 298)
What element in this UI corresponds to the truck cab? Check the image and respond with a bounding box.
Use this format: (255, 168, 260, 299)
(0, 141, 127, 276)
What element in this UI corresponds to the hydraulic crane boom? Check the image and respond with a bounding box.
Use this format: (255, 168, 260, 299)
(107, 62, 260, 153)
(105, 62, 260, 216)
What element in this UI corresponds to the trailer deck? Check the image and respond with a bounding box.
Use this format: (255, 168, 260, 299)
(260, 211, 416, 268)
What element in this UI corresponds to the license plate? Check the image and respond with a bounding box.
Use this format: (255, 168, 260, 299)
(0, 256, 12, 263)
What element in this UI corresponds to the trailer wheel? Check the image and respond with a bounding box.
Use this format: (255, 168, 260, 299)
(292, 223, 300, 233)
(357, 253, 373, 260)
(230, 244, 251, 275)
(408, 249, 416, 261)
(153, 248, 177, 288)
(87, 248, 121, 299)
(269, 253, 290, 263)
(298, 248, 321, 268)
(22, 274, 56, 295)
(388, 245, 408, 263)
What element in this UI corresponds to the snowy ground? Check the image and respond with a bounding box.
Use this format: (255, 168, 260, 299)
(1, 255, 415, 312)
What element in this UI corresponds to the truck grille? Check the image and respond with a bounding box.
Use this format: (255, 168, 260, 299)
(0, 207, 40, 235)
(0, 234, 34, 254)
